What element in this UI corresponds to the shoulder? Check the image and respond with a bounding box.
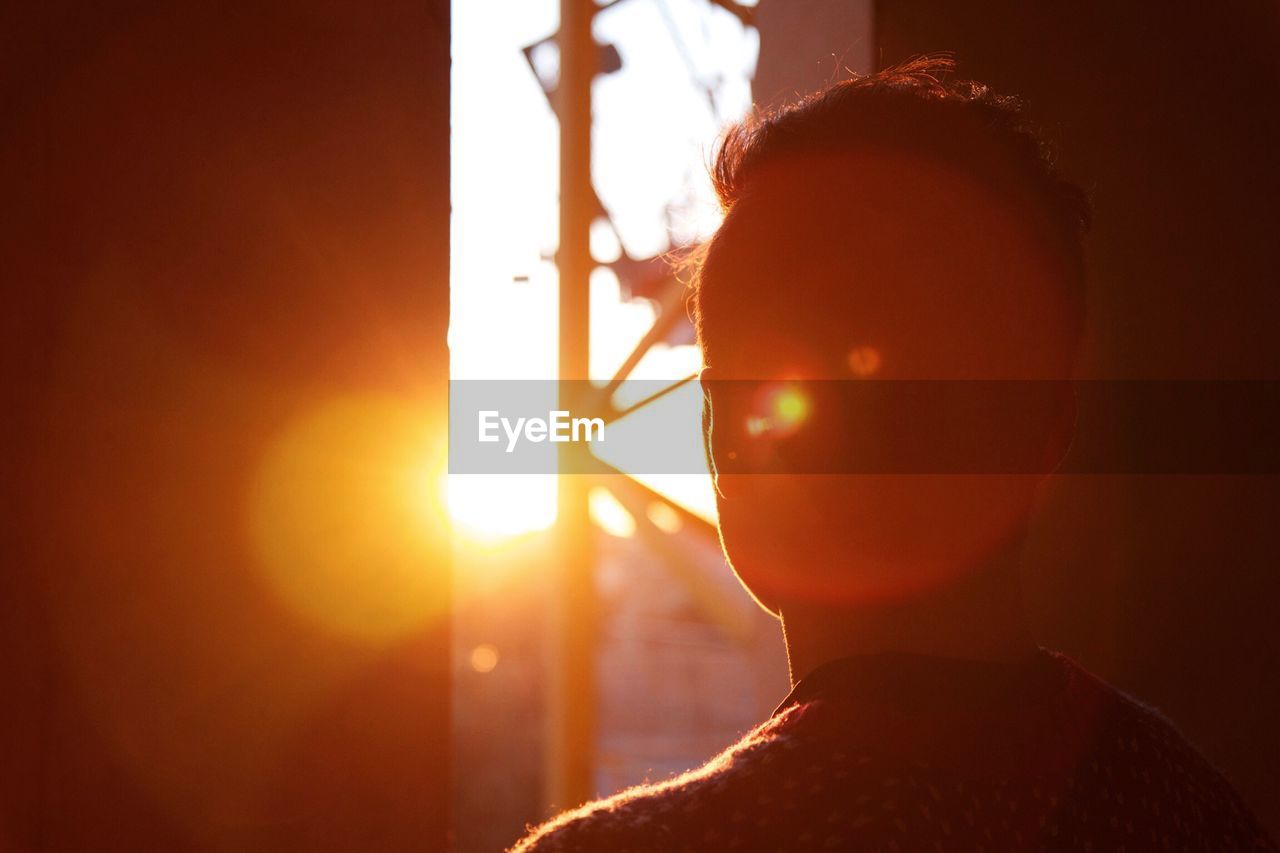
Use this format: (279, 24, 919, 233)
(1054, 651, 1275, 845)
(509, 711, 803, 853)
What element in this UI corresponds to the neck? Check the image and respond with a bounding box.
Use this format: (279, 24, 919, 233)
(779, 545, 1036, 686)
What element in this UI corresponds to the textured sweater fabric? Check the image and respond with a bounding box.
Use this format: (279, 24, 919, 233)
(512, 650, 1274, 852)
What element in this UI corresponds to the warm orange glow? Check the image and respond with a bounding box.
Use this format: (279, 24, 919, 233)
(247, 394, 448, 645)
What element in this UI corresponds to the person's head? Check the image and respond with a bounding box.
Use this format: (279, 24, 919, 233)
(692, 57, 1089, 614)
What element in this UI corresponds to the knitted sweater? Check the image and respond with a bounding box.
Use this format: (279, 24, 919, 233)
(512, 650, 1274, 852)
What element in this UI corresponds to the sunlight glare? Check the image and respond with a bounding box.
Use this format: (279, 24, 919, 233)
(588, 486, 637, 538)
(447, 474, 557, 544)
(248, 394, 447, 645)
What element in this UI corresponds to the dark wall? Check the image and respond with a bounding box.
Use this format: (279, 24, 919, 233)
(2, 3, 451, 850)
(872, 0, 1280, 837)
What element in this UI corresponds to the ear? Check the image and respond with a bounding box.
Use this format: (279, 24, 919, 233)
(698, 367, 724, 496)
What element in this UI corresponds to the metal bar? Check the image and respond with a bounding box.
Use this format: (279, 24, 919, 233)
(606, 477, 756, 645)
(585, 454, 719, 539)
(705, 0, 755, 28)
(606, 373, 696, 424)
(599, 276, 689, 399)
(547, 0, 598, 813)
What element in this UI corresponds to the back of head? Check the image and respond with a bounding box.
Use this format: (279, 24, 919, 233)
(692, 57, 1089, 611)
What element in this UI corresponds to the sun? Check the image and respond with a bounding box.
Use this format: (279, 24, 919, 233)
(445, 473, 557, 544)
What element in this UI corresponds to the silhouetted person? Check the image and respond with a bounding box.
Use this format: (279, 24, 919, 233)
(513, 58, 1275, 852)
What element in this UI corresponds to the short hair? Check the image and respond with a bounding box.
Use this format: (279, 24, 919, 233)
(691, 56, 1090, 367)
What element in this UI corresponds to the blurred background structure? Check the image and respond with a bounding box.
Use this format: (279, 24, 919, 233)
(449, 4, 786, 849)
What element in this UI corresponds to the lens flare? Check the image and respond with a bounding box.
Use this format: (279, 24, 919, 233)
(847, 345, 881, 376)
(469, 643, 500, 673)
(247, 394, 449, 645)
(747, 381, 813, 439)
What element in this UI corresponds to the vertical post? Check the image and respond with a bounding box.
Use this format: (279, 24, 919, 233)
(548, 0, 597, 812)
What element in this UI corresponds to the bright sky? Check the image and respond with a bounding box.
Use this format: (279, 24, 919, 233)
(447, 0, 758, 539)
